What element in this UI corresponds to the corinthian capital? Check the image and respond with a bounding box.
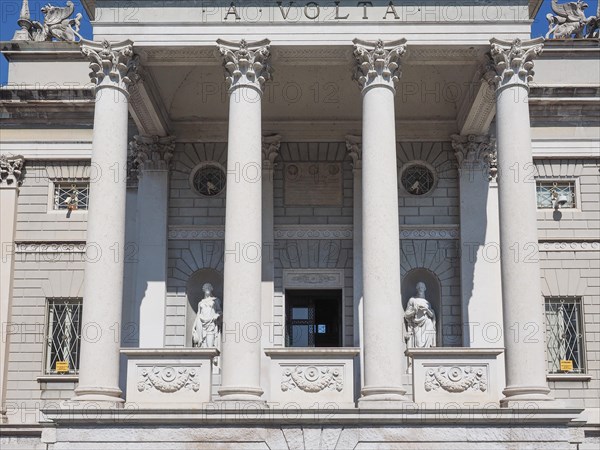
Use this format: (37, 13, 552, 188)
(345, 135, 362, 170)
(217, 38, 272, 93)
(262, 135, 281, 169)
(0, 155, 25, 186)
(486, 38, 544, 91)
(352, 38, 407, 92)
(129, 135, 175, 173)
(451, 134, 496, 180)
(81, 39, 139, 93)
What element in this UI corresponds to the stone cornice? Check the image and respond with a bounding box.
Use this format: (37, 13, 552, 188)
(353, 38, 407, 93)
(345, 135, 362, 171)
(217, 38, 271, 94)
(262, 135, 282, 169)
(0, 154, 25, 186)
(130, 135, 175, 173)
(486, 38, 544, 92)
(80, 39, 138, 94)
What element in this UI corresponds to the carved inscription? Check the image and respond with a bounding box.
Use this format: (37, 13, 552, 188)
(284, 162, 343, 206)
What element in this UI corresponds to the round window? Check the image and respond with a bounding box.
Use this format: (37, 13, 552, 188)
(192, 164, 226, 197)
(401, 164, 436, 196)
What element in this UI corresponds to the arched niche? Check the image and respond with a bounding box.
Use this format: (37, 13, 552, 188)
(185, 268, 223, 347)
(402, 268, 442, 346)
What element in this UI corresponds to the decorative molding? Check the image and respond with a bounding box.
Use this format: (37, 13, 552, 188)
(281, 365, 343, 393)
(486, 38, 544, 92)
(217, 38, 271, 93)
(275, 225, 353, 240)
(15, 242, 86, 253)
(262, 134, 282, 169)
(0, 155, 25, 186)
(80, 39, 138, 93)
(405, 47, 481, 64)
(539, 241, 600, 252)
(130, 135, 175, 173)
(168, 226, 225, 240)
(353, 38, 407, 92)
(128, 67, 171, 137)
(137, 366, 200, 393)
(424, 365, 488, 393)
(345, 135, 362, 171)
(167, 226, 461, 241)
(272, 47, 353, 65)
(399, 226, 459, 240)
(139, 47, 216, 66)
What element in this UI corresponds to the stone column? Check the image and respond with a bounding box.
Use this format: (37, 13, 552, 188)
(0, 156, 25, 422)
(217, 39, 271, 402)
(260, 134, 280, 400)
(451, 135, 504, 347)
(346, 136, 364, 397)
(130, 135, 175, 348)
(487, 37, 554, 405)
(353, 39, 410, 405)
(73, 40, 137, 405)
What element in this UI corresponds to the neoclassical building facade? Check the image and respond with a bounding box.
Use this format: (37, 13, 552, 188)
(0, 0, 599, 448)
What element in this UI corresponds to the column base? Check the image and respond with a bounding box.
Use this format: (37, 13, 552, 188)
(358, 386, 413, 409)
(217, 386, 266, 405)
(500, 385, 560, 408)
(72, 386, 124, 407)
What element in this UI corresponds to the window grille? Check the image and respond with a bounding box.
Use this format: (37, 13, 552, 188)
(45, 299, 83, 374)
(401, 164, 435, 196)
(53, 182, 90, 210)
(192, 165, 226, 197)
(536, 181, 575, 209)
(545, 297, 585, 374)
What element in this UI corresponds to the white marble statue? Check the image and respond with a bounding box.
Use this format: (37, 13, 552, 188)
(404, 282, 437, 348)
(192, 283, 222, 348)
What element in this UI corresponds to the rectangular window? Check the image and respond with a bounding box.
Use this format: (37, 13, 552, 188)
(545, 297, 585, 374)
(285, 290, 342, 348)
(536, 180, 576, 209)
(45, 298, 83, 375)
(53, 181, 90, 210)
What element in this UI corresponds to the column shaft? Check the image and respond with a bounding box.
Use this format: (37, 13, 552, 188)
(74, 39, 137, 404)
(488, 38, 553, 405)
(131, 135, 174, 348)
(217, 39, 271, 402)
(0, 156, 24, 422)
(353, 39, 410, 404)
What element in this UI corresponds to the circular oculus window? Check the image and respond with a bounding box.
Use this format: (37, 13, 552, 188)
(401, 164, 436, 196)
(192, 164, 226, 197)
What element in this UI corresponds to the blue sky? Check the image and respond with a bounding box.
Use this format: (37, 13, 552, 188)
(0, 0, 598, 85)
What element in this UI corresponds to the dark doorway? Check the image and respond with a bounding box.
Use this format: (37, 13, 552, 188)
(285, 290, 342, 347)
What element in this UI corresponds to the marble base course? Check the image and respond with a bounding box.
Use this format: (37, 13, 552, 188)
(32, 408, 585, 450)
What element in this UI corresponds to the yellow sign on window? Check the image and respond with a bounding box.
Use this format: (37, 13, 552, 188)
(560, 360, 573, 372)
(55, 361, 69, 373)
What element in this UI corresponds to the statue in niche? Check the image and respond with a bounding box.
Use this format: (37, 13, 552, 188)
(192, 283, 222, 349)
(404, 282, 437, 348)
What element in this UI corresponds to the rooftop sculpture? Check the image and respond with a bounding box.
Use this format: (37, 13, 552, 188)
(13, 0, 82, 42)
(546, 0, 599, 39)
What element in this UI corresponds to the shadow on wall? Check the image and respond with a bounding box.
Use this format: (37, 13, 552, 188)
(186, 268, 223, 347)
